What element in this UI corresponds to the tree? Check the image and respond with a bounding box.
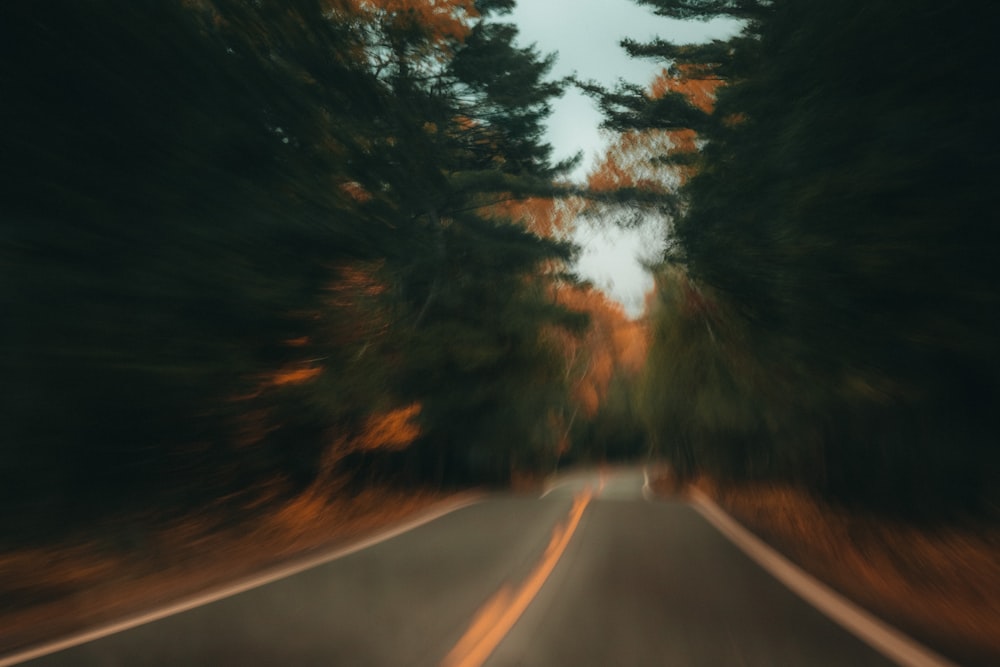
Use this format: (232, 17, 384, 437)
(630, 0, 772, 22)
(1, 0, 393, 535)
(0, 0, 590, 540)
(603, 0, 1000, 519)
(547, 285, 649, 464)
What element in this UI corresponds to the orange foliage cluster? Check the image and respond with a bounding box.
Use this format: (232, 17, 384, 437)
(586, 130, 680, 193)
(247, 261, 390, 397)
(588, 66, 725, 194)
(307, 262, 393, 359)
(613, 318, 648, 376)
(339, 180, 373, 203)
(325, 261, 391, 342)
(330, 0, 479, 44)
(485, 196, 583, 238)
(258, 260, 420, 479)
(551, 285, 648, 417)
(316, 403, 422, 482)
(353, 402, 422, 451)
(649, 65, 722, 113)
(327, 261, 389, 303)
(268, 366, 323, 387)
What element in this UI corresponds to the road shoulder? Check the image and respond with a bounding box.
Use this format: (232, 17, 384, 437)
(0, 488, 469, 663)
(648, 470, 1000, 667)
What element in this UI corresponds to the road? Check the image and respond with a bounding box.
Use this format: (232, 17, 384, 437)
(8, 467, 950, 666)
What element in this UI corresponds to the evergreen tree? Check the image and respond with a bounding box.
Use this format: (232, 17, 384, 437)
(0, 0, 588, 538)
(609, 0, 1000, 518)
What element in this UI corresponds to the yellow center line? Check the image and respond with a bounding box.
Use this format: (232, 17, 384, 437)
(441, 489, 593, 667)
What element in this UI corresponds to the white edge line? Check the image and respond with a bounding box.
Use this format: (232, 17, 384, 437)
(641, 466, 654, 501)
(0, 494, 484, 667)
(539, 480, 571, 499)
(688, 488, 959, 667)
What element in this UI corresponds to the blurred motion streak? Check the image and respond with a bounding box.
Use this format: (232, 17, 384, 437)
(441, 488, 592, 667)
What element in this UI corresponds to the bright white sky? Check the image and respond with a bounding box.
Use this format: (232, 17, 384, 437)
(509, 1, 741, 317)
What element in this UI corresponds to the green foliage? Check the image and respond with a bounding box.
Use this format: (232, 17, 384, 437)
(2, 0, 373, 533)
(579, 79, 713, 134)
(620, 37, 759, 81)
(631, 0, 772, 22)
(474, 0, 517, 15)
(392, 213, 579, 482)
(621, 0, 1000, 519)
(0, 0, 586, 540)
(575, 373, 647, 463)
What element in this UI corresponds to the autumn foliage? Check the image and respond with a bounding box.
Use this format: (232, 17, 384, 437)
(649, 65, 720, 114)
(606, 0, 1000, 519)
(587, 66, 720, 194)
(552, 286, 646, 416)
(332, 0, 479, 44)
(0, 0, 588, 539)
(540, 284, 649, 462)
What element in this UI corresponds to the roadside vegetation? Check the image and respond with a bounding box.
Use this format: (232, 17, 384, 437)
(695, 479, 1000, 665)
(1, 0, 623, 543)
(590, 0, 999, 521)
(0, 0, 645, 648)
(0, 487, 446, 655)
(611, 1, 999, 661)
(3, 0, 998, 661)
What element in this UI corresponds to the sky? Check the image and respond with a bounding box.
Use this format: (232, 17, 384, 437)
(508, 1, 741, 317)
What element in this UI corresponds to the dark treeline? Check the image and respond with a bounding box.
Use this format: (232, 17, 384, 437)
(597, 0, 1000, 519)
(0, 0, 593, 543)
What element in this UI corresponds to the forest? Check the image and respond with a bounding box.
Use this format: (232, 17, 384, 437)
(0, 0, 646, 545)
(1, 0, 997, 554)
(595, 0, 1000, 519)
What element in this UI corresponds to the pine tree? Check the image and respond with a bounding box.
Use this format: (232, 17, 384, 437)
(605, 0, 1000, 518)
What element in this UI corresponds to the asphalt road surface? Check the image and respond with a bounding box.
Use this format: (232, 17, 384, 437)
(9, 467, 948, 666)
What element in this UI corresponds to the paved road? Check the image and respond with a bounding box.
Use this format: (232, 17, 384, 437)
(12, 468, 929, 666)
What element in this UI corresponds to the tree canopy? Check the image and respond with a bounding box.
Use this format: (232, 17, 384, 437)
(0, 0, 595, 541)
(599, 0, 1000, 519)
